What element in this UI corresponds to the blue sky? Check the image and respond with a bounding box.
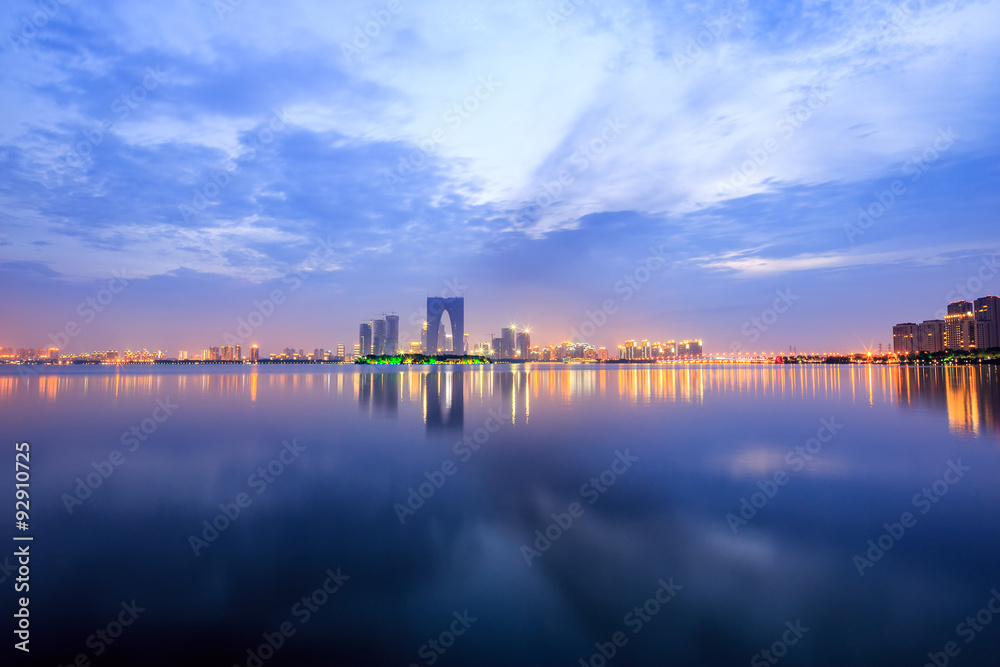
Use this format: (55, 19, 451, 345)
(1, 0, 999, 354)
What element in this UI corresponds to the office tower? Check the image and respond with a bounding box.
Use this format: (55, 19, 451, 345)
(353, 343, 361, 358)
(359, 322, 373, 356)
(313, 348, 325, 360)
(892, 323, 919, 354)
(235, 345, 242, 361)
(409, 341, 422, 353)
(491, 337, 501, 358)
(250, 344, 260, 362)
(385, 314, 400, 354)
(336, 344, 345, 359)
(974, 296, 1000, 350)
(437, 321, 447, 353)
(500, 327, 516, 359)
(516, 331, 530, 359)
(426, 297, 464, 355)
(944, 301, 975, 350)
(420, 322, 428, 354)
(372, 318, 388, 355)
(463, 333, 469, 354)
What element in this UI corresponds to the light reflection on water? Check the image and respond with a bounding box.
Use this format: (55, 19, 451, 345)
(2, 363, 999, 666)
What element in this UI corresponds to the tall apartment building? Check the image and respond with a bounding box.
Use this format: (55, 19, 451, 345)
(892, 323, 919, 354)
(943, 301, 975, 350)
(918, 320, 944, 353)
(385, 314, 399, 355)
(359, 323, 372, 356)
(974, 296, 1000, 350)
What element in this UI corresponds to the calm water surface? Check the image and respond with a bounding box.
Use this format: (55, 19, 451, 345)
(3, 364, 1000, 666)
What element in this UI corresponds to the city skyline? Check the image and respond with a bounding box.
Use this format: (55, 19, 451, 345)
(2, 3, 999, 355)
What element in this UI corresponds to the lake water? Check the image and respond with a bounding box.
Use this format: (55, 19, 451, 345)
(4, 364, 1000, 666)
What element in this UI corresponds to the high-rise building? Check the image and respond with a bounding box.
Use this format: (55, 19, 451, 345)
(944, 301, 975, 350)
(235, 344, 242, 361)
(421, 322, 429, 354)
(500, 327, 516, 359)
(359, 322, 373, 356)
(463, 333, 469, 354)
(678, 340, 703, 357)
(598, 347, 608, 360)
(974, 296, 1000, 350)
(353, 343, 361, 358)
(177, 350, 188, 361)
(892, 323, 919, 354)
(426, 297, 464, 355)
(917, 320, 944, 352)
(209, 346, 221, 361)
(409, 341, 422, 353)
(372, 318, 388, 355)
(385, 314, 399, 354)
(250, 344, 260, 362)
(336, 344, 345, 359)
(516, 330, 531, 359)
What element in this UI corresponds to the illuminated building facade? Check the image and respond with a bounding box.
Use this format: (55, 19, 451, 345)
(918, 320, 944, 353)
(426, 297, 464, 355)
(944, 301, 975, 350)
(974, 296, 1000, 350)
(892, 323, 919, 354)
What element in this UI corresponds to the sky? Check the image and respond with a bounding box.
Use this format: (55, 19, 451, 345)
(1, 0, 999, 355)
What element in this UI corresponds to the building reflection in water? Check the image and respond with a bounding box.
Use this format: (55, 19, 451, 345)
(359, 371, 401, 418)
(893, 365, 1000, 437)
(424, 371, 463, 430)
(1, 364, 997, 436)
